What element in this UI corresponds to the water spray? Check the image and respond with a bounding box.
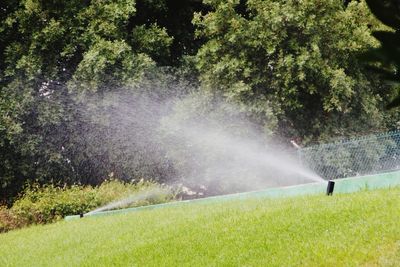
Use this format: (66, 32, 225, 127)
(82, 187, 171, 217)
(326, 180, 335, 195)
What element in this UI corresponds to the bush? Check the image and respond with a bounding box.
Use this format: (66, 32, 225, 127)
(11, 184, 99, 224)
(1, 180, 176, 232)
(0, 206, 27, 233)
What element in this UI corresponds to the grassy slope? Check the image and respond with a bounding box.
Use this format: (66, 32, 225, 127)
(1, 187, 400, 267)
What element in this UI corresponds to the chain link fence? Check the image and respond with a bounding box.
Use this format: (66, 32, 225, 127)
(298, 131, 400, 180)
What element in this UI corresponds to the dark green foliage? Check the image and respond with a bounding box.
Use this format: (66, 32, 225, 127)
(1, 0, 400, 204)
(129, 0, 208, 65)
(0, 0, 203, 203)
(362, 0, 400, 108)
(365, 0, 400, 29)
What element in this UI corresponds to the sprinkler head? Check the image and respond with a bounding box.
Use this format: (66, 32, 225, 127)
(79, 213, 84, 218)
(326, 180, 335, 196)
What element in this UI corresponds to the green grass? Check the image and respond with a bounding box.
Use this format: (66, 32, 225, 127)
(1, 187, 400, 267)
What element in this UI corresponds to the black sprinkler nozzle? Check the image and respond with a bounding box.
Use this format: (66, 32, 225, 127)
(79, 213, 84, 218)
(326, 180, 335, 195)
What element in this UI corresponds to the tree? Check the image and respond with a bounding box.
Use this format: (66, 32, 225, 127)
(194, 0, 396, 143)
(0, 0, 186, 203)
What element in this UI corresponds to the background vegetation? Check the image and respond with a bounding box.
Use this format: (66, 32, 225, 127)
(0, 180, 174, 232)
(1, 0, 400, 204)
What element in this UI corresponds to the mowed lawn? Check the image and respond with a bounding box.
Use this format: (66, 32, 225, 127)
(1, 187, 400, 267)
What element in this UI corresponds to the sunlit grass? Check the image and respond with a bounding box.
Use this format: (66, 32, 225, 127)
(1, 187, 399, 266)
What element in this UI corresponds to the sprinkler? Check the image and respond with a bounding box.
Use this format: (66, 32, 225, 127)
(326, 180, 335, 195)
(80, 213, 84, 218)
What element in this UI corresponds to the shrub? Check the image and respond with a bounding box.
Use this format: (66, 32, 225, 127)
(11, 184, 99, 224)
(0, 180, 176, 232)
(0, 206, 27, 233)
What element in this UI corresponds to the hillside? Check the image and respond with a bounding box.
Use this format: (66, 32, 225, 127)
(1, 187, 399, 266)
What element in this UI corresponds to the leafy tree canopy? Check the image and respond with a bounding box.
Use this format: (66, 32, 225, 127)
(1, 0, 399, 203)
(194, 0, 397, 142)
(0, 0, 205, 203)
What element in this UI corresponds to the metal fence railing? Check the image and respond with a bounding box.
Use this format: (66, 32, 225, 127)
(298, 131, 400, 180)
